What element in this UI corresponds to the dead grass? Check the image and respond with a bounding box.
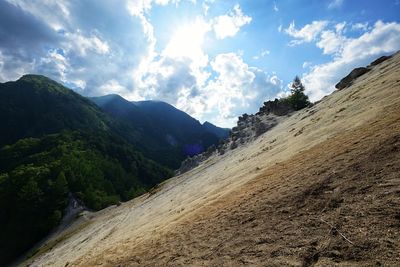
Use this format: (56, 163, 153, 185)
(32, 53, 400, 267)
(87, 103, 400, 266)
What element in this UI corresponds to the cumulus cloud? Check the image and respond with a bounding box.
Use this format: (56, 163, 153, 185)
(316, 22, 347, 55)
(129, 4, 264, 127)
(303, 20, 400, 101)
(285, 20, 328, 46)
(63, 30, 110, 56)
(132, 17, 211, 104)
(0, 0, 148, 96)
(212, 4, 252, 39)
(201, 53, 283, 127)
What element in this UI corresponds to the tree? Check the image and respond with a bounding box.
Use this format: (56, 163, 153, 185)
(288, 76, 310, 110)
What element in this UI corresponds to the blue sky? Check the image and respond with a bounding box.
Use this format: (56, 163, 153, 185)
(0, 0, 399, 127)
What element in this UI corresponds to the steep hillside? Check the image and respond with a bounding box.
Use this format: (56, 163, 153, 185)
(26, 52, 400, 266)
(91, 96, 228, 168)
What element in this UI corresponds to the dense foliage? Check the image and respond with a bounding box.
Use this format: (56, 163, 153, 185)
(0, 131, 172, 265)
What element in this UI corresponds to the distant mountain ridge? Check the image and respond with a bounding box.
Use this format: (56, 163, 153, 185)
(90, 95, 229, 168)
(202, 121, 230, 139)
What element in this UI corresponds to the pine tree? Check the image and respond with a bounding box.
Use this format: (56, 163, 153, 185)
(291, 76, 305, 94)
(288, 76, 310, 110)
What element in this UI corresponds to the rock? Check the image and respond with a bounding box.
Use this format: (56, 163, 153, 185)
(257, 98, 293, 116)
(368, 55, 392, 67)
(335, 67, 370, 90)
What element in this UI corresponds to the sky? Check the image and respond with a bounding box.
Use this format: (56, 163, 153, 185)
(0, 0, 399, 127)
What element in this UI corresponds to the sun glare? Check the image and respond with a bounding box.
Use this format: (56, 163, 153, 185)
(163, 20, 210, 61)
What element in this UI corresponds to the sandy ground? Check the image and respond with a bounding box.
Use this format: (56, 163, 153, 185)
(26, 53, 400, 267)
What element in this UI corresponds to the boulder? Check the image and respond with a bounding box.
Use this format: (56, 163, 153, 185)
(335, 67, 370, 90)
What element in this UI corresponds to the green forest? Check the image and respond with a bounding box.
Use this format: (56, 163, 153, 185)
(0, 131, 172, 264)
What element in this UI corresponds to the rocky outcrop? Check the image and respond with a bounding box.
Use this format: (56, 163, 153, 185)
(335, 54, 393, 90)
(176, 101, 292, 175)
(335, 67, 371, 90)
(368, 55, 392, 67)
(256, 99, 293, 116)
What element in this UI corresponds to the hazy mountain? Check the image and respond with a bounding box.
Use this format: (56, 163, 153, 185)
(202, 121, 230, 139)
(90, 96, 228, 168)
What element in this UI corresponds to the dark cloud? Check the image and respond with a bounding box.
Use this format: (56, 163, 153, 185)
(0, 1, 61, 80)
(0, 1, 58, 50)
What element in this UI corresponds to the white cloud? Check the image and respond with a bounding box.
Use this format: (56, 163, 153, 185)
(303, 20, 400, 101)
(71, 79, 86, 89)
(302, 61, 312, 69)
(38, 49, 69, 81)
(64, 30, 110, 56)
(285, 20, 328, 46)
(132, 17, 211, 104)
(99, 79, 127, 95)
(328, 0, 344, 9)
(273, 2, 279, 12)
(351, 22, 369, 32)
(163, 18, 210, 66)
(316, 30, 347, 55)
(212, 4, 252, 39)
(335, 22, 347, 33)
(253, 49, 270, 60)
(0, 51, 35, 82)
(202, 0, 214, 15)
(199, 53, 283, 127)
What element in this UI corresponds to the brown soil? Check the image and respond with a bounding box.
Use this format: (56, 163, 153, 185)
(83, 101, 400, 267)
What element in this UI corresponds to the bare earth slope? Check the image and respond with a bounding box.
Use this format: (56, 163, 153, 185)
(29, 53, 400, 267)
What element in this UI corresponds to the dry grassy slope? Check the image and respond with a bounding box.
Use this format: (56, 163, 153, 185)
(29, 53, 400, 267)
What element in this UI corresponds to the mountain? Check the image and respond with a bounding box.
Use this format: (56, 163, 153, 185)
(25, 52, 400, 266)
(0, 75, 109, 147)
(202, 121, 230, 139)
(0, 75, 172, 265)
(133, 100, 222, 151)
(90, 96, 228, 168)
